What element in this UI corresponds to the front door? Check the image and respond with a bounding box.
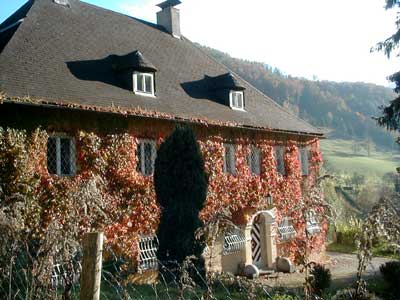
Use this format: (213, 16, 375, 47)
(251, 215, 262, 266)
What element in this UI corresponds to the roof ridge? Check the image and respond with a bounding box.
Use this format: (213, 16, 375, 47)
(188, 41, 321, 134)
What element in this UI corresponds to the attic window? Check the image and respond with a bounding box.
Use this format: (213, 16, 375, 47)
(134, 72, 155, 97)
(229, 91, 244, 110)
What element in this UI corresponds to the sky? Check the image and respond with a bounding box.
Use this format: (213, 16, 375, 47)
(1, 0, 400, 87)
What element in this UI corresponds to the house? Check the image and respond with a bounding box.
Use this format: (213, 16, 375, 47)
(0, 0, 325, 275)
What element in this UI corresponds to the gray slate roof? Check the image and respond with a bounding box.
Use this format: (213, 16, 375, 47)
(0, 0, 322, 136)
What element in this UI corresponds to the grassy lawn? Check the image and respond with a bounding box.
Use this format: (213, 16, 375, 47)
(327, 242, 400, 260)
(65, 279, 274, 300)
(326, 242, 356, 254)
(320, 139, 400, 176)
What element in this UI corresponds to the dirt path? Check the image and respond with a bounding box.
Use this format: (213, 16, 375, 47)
(261, 252, 393, 289)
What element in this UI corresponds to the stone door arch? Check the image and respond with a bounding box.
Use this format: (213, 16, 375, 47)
(245, 209, 277, 269)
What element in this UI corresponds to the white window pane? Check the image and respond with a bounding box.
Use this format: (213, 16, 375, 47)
(137, 74, 144, 92)
(144, 75, 152, 93)
(237, 93, 243, 108)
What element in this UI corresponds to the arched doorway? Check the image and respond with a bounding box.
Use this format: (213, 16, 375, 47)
(245, 209, 277, 269)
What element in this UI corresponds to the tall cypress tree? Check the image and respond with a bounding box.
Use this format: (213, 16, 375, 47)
(154, 125, 208, 270)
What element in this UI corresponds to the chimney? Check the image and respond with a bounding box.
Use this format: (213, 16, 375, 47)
(156, 0, 182, 39)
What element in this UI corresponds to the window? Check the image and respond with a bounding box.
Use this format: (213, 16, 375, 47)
(274, 146, 286, 176)
(229, 91, 245, 110)
(248, 145, 261, 175)
(306, 211, 320, 235)
(47, 136, 76, 176)
(299, 147, 309, 176)
(223, 228, 246, 255)
(223, 143, 236, 175)
(278, 217, 296, 241)
(134, 72, 155, 96)
(137, 140, 157, 176)
(138, 235, 159, 271)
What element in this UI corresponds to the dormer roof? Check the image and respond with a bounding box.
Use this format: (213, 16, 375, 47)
(112, 51, 157, 72)
(208, 73, 246, 91)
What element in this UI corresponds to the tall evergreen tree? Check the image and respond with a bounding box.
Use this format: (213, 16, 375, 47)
(154, 125, 207, 270)
(374, 1, 400, 138)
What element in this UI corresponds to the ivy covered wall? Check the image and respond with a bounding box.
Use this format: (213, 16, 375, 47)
(0, 103, 324, 268)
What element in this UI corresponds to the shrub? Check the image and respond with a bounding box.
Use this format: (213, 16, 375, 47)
(380, 261, 400, 294)
(331, 288, 379, 300)
(310, 264, 332, 296)
(336, 218, 362, 247)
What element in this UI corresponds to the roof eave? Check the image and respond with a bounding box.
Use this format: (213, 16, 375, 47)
(0, 97, 324, 138)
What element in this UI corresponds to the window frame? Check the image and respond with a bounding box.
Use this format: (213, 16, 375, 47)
(137, 139, 157, 176)
(133, 72, 156, 97)
(274, 146, 286, 176)
(47, 135, 76, 177)
(229, 90, 245, 111)
(248, 145, 261, 176)
(223, 143, 236, 175)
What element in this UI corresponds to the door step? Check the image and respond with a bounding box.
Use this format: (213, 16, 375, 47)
(259, 269, 277, 278)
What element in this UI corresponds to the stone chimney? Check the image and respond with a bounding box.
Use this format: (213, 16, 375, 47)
(156, 0, 182, 39)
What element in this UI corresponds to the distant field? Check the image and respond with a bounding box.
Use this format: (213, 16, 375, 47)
(320, 139, 400, 176)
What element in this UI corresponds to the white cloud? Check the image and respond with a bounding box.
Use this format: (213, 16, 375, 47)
(118, 0, 400, 86)
(118, 0, 158, 23)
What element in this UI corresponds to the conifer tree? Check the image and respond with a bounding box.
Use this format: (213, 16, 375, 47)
(154, 125, 207, 271)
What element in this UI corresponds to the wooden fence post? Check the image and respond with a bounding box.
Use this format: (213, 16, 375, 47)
(80, 232, 103, 300)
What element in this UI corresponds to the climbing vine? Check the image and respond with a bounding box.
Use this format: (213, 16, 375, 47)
(0, 122, 324, 269)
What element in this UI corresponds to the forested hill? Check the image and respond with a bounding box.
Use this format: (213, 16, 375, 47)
(199, 45, 397, 149)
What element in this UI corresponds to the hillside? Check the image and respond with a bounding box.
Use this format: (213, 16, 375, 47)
(199, 45, 397, 149)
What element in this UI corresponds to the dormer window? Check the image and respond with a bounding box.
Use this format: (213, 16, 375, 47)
(230, 91, 244, 110)
(112, 50, 157, 96)
(134, 72, 155, 97)
(207, 73, 246, 110)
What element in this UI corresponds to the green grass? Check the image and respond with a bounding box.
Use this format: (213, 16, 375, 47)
(320, 139, 400, 176)
(67, 280, 274, 300)
(326, 242, 356, 254)
(327, 242, 400, 260)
